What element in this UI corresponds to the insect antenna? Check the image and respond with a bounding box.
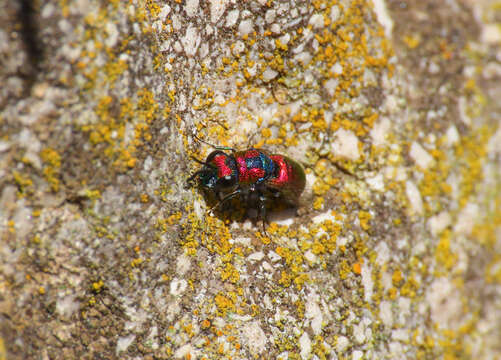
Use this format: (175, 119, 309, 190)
(190, 155, 216, 167)
(245, 132, 257, 149)
(207, 119, 229, 131)
(193, 133, 235, 152)
(332, 162, 358, 179)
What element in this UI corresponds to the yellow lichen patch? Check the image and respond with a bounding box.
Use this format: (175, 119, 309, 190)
(0, 336, 6, 360)
(402, 34, 421, 49)
(73, 2, 168, 171)
(103, 59, 128, 87)
(215, 293, 236, 316)
(220, 263, 240, 284)
(178, 211, 203, 256)
(275, 245, 308, 289)
(12, 170, 33, 196)
(338, 259, 351, 280)
(418, 148, 451, 215)
(455, 126, 490, 209)
(312, 335, 330, 359)
(278, 270, 293, 288)
(136, 88, 159, 124)
(313, 196, 324, 210)
(40, 148, 61, 192)
(358, 210, 372, 231)
(81, 88, 162, 171)
(392, 268, 404, 287)
(435, 230, 458, 272)
(84, 188, 101, 201)
(165, 212, 183, 226)
(436, 328, 471, 360)
(471, 190, 501, 250)
(88, 96, 117, 144)
(92, 279, 104, 293)
(254, 230, 271, 245)
(31, 235, 41, 244)
(387, 287, 398, 300)
(400, 275, 420, 298)
(267, 222, 289, 238)
(130, 257, 143, 268)
(7, 220, 15, 234)
(303, 220, 341, 261)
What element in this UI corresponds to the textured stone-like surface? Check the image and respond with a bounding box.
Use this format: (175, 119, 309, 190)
(1, 0, 500, 359)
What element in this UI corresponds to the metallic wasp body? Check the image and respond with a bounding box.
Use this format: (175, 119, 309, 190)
(187, 148, 306, 227)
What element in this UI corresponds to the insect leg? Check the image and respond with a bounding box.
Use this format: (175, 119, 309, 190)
(258, 194, 269, 235)
(209, 189, 241, 212)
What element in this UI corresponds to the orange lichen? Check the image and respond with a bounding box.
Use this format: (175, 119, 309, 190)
(352, 262, 362, 275)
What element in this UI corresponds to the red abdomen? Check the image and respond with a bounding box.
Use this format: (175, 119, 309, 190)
(267, 155, 306, 202)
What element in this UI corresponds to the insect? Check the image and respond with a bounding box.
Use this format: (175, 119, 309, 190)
(187, 140, 306, 231)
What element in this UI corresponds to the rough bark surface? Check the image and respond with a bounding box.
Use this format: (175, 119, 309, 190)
(1, 0, 500, 358)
